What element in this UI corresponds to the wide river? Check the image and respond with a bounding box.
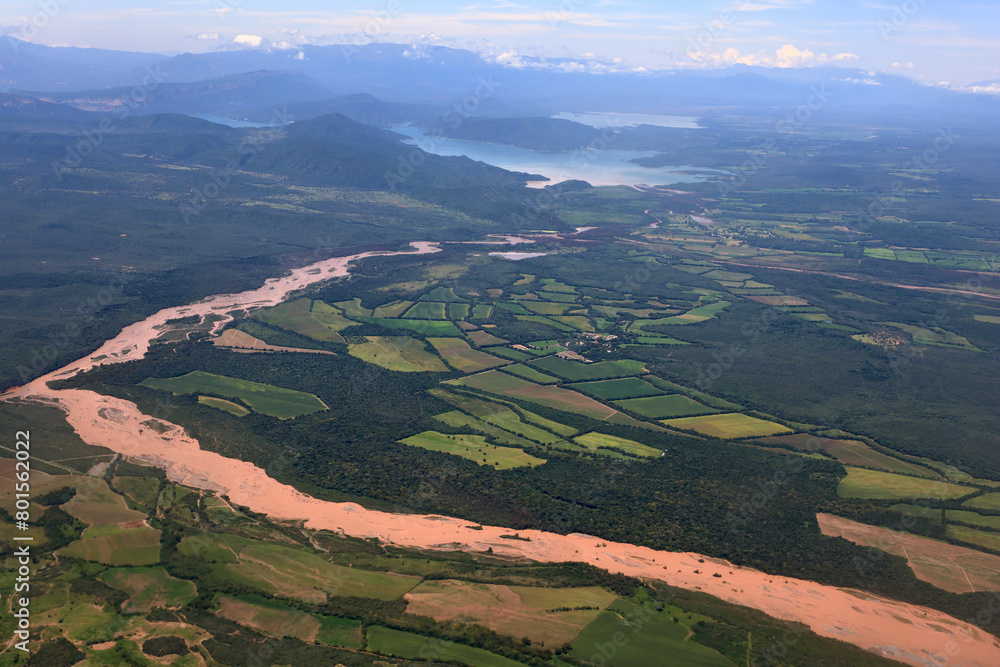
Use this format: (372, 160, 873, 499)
(4, 243, 999, 667)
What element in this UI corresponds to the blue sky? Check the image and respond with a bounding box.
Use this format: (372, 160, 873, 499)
(2, 0, 998, 86)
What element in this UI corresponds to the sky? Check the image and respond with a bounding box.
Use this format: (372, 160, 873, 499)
(2, 0, 998, 87)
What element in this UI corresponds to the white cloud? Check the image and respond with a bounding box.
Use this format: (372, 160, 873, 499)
(687, 43, 859, 68)
(195, 33, 219, 40)
(233, 34, 264, 47)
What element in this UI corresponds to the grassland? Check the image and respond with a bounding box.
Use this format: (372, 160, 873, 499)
(367, 626, 524, 667)
(403, 301, 449, 320)
(757, 434, 939, 477)
(213, 536, 423, 604)
(568, 377, 664, 400)
(946, 510, 1000, 531)
(837, 468, 975, 501)
(964, 493, 1000, 511)
(615, 394, 718, 419)
(251, 298, 350, 343)
(141, 371, 328, 419)
(101, 567, 197, 613)
(60, 527, 162, 566)
(404, 580, 616, 645)
(400, 431, 546, 469)
(523, 301, 571, 315)
(449, 371, 618, 419)
(364, 317, 462, 336)
(216, 594, 363, 648)
(501, 364, 559, 383)
(431, 390, 568, 444)
(571, 598, 734, 667)
(663, 413, 791, 439)
(947, 525, 1000, 552)
(467, 329, 508, 346)
(427, 337, 507, 372)
(198, 395, 250, 416)
(574, 432, 662, 458)
(528, 357, 647, 381)
(471, 304, 493, 318)
(372, 300, 413, 317)
(347, 336, 448, 372)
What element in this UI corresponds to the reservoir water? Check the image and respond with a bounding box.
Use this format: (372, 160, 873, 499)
(390, 124, 719, 189)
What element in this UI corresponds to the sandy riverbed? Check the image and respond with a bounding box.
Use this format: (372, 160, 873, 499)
(5, 242, 1000, 667)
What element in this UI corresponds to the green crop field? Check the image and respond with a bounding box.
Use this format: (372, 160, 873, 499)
(198, 395, 250, 416)
(662, 413, 791, 439)
(363, 317, 462, 336)
(449, 302, 470, 319)
(347, 336, 449, 372)
(571, 598, 734, 667)
(60, 527, 162, 566)
(434, 410, 536, 448)
(332, 298, 373, 318)
(101, 567, 197, 613)
(964, 493, 1000, 511)
(482, 346, 532, 361)
(251, 299, 349, 343)
(431, 391, 565, 444)
(945, 510, 1000, 531)
(367, 626, 524, 667)
(471, 304, 494, 318)
(501, 364, 559, 384)
(141, 371, 328, 419)
(450, 371, 619, 419)
(947, 525, 1000, 552)
(569, 377, 664, 400)
(758, 434, 939, 477)
(216, 594, 363, 648)
(838, 468, 976, 500)
(615, 394, 718, 419)
(574, 432, 661, 458)
(420, 286, 465, 302)
(645, 377, 744, 410)
(427, 337, 507, 372)
(523, 301, 571, 315)
(372, 300, 413, 318)
(467, 329, 508, 347)
(403, 301, 449, 319)
(400, 431, 545, 469)
(528, 357, 647, 381)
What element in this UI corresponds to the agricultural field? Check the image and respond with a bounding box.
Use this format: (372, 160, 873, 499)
(818, 514, 1000, 594)
(947, 525, 1000, 552)
(141, 370, 328, 418)
(467, 329, 508, 346)
(837, 468, 975, 501)
(215, 595, 363, 648)
(198, 395, 250, 416)
(881, 322, 980, 350)
(101, 567, 198, 613)
(403, 301, 449, 319)
(570, 598, 735, 667)
(569, 377, 664, 400)
(427, 337, 507, 372)
(757, 434, 939, 477)
(367, 626, 524, 667)
(964, 493, 1000, 511)
(449, 302, 470, 319)
(615, 394, 718, 419)
(471, 304, 494, 318)
(662, 413, 791, 439)
(251, 298, 349, 343)
(59, 526, 162, 566)
(215, 536, 423, 604)
(528, 357, 647, 381)
(431, 390, 567, 444)
(573, 432, 662, 458)
(946, 510, 1000, 531)
(523, 301, 571, 315)
(347, 336, 449, 372)
(364, 317, 462, 336)
(450, 371, 619, 419)
(400, 431, 546, 469)
(500, 363, 559, 384)
(404, 580, 616, 645)
(372, 300, 413, 318)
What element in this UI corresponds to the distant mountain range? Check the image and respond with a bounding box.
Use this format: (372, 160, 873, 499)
(2, 38, 997, 126)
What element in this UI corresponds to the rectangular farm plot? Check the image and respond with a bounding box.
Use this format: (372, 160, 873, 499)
(467, 329, 508, 347)
(427, 338, 507, 372)
(529, 357, 647, 381)
(448, 371, 618, 420)
(448, 303, 470, 320)
(523, 301, 571, 315)
(216, 595, 363, 648)
(402, 301, 448, 320)
(364, 317, 462, 336)
(471, 304, 494, 319)
(501, 364, 559, 384)
(141, 371, 327, 419)
(838, 468, 975, 501)
(372, 300, 413, 318)
(430, 390, 566, 444)
(615, 394, 718, 419)
(964, 493, 1000, 511)
(757, 434, 939, 477)
(662, 413, 791, 438)
(569, 377, 664, 400)
(368, 627, 524, 667)
(347, 336, 449, 372)
(404, 580, 616, 646)
(251, 298, 349, 342)
(401, 431, 545, 469)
